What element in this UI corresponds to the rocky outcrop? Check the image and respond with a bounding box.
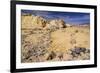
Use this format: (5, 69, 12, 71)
(67, 47, 90, 60)
(22, 15, 66, 30)
(22, 15, 47, 29)
(45, 19, 66, 30)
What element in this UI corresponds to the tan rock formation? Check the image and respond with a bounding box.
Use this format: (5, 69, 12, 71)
(21, 15, 46, 29)
(44, 19, 66, 30)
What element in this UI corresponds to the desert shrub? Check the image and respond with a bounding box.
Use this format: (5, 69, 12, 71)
(75, 30, 79, 33)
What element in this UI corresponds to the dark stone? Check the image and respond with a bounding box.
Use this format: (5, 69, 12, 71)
(47, 51, 56, 60)
(69, 47, 90, 58)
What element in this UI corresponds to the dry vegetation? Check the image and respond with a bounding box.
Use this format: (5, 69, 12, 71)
(21, 14, 90, 63)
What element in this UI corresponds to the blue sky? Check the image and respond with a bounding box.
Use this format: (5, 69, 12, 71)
(21, 10, 90, 25)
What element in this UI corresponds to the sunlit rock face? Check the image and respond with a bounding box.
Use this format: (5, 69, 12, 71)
(45, 19, 66, 30)
(22, 15, 47, 29)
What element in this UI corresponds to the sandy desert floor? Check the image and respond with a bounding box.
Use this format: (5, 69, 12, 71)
(21, 15, 90, 63)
